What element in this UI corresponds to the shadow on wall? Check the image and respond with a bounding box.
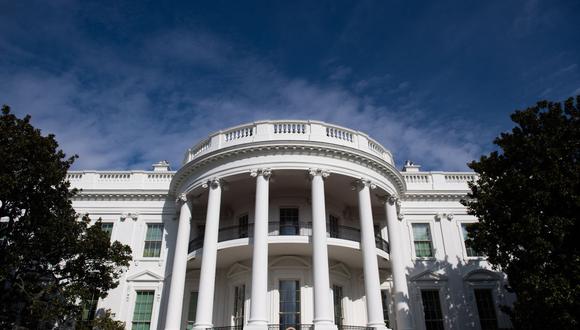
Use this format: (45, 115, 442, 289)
(404, 256, 515, 330)
(156, 197, 179, 330)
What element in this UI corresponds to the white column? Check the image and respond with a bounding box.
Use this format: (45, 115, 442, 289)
(355, 180, 387, 330)
(246, 169, 271, 330)
(385, 197, 413, 330)
(164, 194, 192, 330)
(194, 179, 223, 330)
(309, 169, 337, 330)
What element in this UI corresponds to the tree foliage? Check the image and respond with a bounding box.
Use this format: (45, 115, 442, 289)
(463, 96, 580, 329)
(0, 105, 132, 328)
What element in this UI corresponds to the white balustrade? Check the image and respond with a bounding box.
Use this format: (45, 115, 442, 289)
(445, 174, 477, 183)
(403, 174, 430, 184)
(191, 139, 211, 157)
(184, 120, 394, 164)
(99, 173, 131, 180)
(273, 122, 306, 134)
(224, 125, 255, 142)
(325, 126, 353, 142)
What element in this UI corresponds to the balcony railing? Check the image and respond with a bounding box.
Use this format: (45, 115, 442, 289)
(188, 222, 389, 254)
(189, 325, 371, 330)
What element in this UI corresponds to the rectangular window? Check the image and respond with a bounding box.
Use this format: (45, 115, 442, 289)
(186, 292, 198, 330)
(279, 208, 299, 235)
(132, 291, 155, 330)
(333, 285, 343, 326)
(381, 289, 390, 328)
(413, 223, 434, 258)
(474, 289, 498, 330)
(421, 289, 445, 330)
(461, 223, 478, 257)
(101, 222, 114, 240)
(233, 285, 245, 326)
(328, 215, 339, 238)
(143, 224, 163, 258)
(279, 280, 300, 329)
(238, 214, 249, 238)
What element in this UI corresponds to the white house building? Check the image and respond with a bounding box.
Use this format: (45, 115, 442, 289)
(68, 120, 515, 330)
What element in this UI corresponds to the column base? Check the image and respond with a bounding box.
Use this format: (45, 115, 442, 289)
(313, 322, 337, 330)
(366, 323, 388, 330)
(245, 322, 269, 330)
(193, 324, 213, 330)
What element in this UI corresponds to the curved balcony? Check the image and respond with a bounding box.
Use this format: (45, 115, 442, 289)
(188, 222, 389, 254)
(184, 120, 393, 165)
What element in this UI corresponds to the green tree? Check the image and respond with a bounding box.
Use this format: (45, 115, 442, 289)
(0, 105, 132, 328)
(463, 96, 580, 329)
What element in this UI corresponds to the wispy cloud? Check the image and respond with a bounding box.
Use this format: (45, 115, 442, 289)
(0, 2, 499, 172)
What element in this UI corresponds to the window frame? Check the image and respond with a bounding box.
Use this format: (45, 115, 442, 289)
(279, 207, 300, 236)
(142, 223, 164, 258)
(278, 279, 301, 328)
(100, 222, 114, 240)
(473, 288, 499, 330)
(186, 291, 198, 330)
(458, 221, 484, 260)
(410, 222, 436, 259)
(131, 290, 156, 330)
(419, 288, 446, 330)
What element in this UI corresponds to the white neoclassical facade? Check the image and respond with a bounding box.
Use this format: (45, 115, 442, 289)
(69, 120, 515, 330)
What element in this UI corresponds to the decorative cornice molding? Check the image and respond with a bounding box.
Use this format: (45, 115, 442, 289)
(71, 191, 169, 201)
(402, 191, 468, 202)
(170, 141, 406, 196)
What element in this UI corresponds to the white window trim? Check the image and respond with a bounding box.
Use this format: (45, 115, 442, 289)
(128, 285, 161, 330)
(412, 283, 450, 330)
(457, 221, 486, 261)
(464, 279, 503, 330)
(138, 222, 165, 261)
(408, 221, 437, 260)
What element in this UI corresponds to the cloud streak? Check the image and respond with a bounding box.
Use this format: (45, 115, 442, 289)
(0, 5, 495, 172)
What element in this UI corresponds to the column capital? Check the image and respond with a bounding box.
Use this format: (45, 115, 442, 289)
(250, 168, 272, 179)
(175, 193, 188, 206)
(351, 178, 376, 190)
(377, 194, 401, 206)
(308, 168, 330, 178)
(202, 177, 224, 189)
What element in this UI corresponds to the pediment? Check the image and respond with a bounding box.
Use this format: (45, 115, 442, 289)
(227, 263, 251, 278)
(464, 269, 500, 282)
(410, 269, 448, 282)
(126, 270, 164, 282)
(330, 262, 351, 279)
(269, 256, 310, 269)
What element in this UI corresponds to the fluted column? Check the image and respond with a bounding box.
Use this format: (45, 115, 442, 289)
(385, 197, 412, 330)
(246, 169, 271, 330)
(310, 169, 337, 330)
(164, 194, 193, 330)
(355, 179, 387, 330)
(194, 178, 223, 330)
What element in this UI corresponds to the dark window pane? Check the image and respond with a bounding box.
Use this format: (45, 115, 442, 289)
(475, 289, 498, 330)
(381, 289, 390, 328)
(280, 208, 299, 235)
(238, 215, 249, 238)
(333, 285, 343, 326)
(421, 290, 444, 330)
(279, 280, 300, 327)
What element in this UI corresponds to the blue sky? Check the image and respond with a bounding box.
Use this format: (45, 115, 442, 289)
(1, 0, 579, 171)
